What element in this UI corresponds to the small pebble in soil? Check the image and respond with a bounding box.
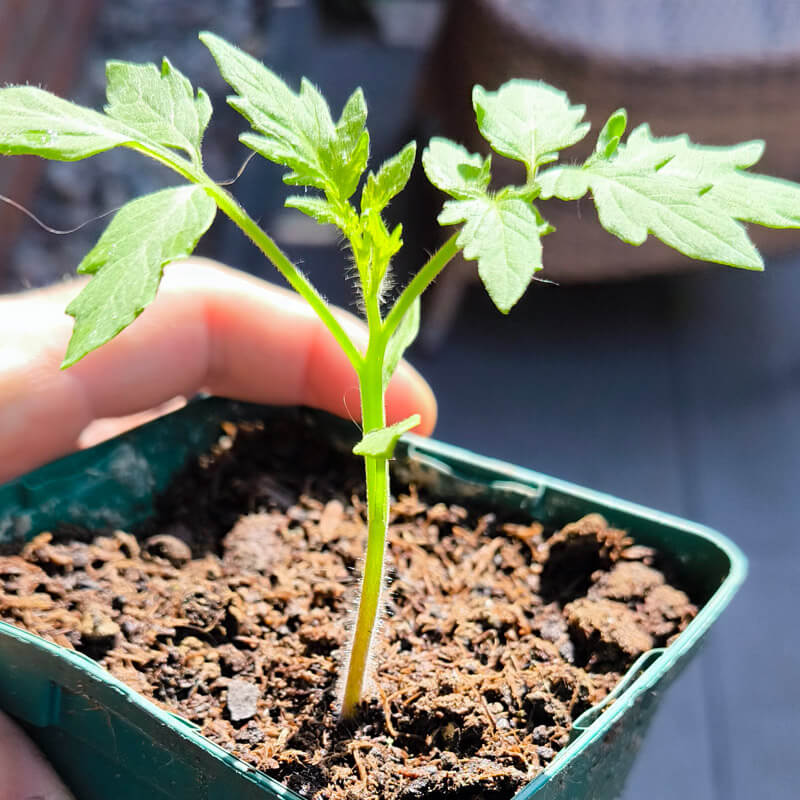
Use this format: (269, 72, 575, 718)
(226, 679, 260, 723)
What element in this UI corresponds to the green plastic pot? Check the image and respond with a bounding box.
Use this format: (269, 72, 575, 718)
(0, 397, 746, 800)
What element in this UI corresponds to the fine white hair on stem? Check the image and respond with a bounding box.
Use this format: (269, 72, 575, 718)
(334, 528, 396, 716)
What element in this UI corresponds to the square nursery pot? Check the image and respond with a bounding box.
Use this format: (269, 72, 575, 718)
(0, 397, 746, 800)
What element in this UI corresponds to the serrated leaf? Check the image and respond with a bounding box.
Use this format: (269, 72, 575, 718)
(104, 57, 211, 163)
(201, 33, 331, 187)
(706, 171, 800, 229)
(0, 86, 131, 160)
(383, 297, 420, 389)
(353, 415, 421, 459)
(331, 88, 371, 200)
(362, 141, 417, 214)
(63, 186, 216, 367)
(336, 88, 368, 154)
(538, 124, 768, 270)
(422, 137, 490, 200)
(634, 127, 800, 229)
(201, 32, 368, 201)
(328, 126, 369, 200)
(473, 80, 589, 171)
(285, 196, 348, 229)
(439, 195, 546, 312)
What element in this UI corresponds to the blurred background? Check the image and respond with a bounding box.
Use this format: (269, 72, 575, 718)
(1, 1, 798, 798)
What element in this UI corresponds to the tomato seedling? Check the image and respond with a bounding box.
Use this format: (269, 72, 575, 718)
(2, 34, 799, 718)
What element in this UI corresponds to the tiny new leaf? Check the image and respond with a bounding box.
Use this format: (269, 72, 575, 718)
(595, 108, 627, 159)
(361, 141, 417, 214)
(104, 57, 212, 164)
(383, 297, 420, 389)
(362, 211, 403, 286)
(62, 186, 216, 367)
(285, 195, 349, 229)
(353, 415, 421, 459)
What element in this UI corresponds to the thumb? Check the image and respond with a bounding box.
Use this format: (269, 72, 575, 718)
(0, 710, 74, 800)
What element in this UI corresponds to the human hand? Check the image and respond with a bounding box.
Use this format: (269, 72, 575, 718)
(0, 257, 437, 483)
(0, 709, 75, 800)
(0, 258, 437, 799)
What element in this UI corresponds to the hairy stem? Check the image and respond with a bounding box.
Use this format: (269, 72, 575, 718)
(126, 141, 365, 372)
(340, 286, 389, 719)
(383, 232, 460, 339)
(340, 234, 463, 717)
(207, 184, 363, 372)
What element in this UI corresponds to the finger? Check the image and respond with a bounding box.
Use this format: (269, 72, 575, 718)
(77, 396, 188, 450)
(0, 710, 74, 799)
(0, 259, 437, 481)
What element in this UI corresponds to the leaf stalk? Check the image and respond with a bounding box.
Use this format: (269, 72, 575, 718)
(383, 233, 459, 340)
(206, 183, 364, 372)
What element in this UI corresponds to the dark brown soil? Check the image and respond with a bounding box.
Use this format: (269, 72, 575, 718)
(0, 418, 697, 800)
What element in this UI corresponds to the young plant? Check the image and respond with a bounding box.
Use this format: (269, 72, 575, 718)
(2, 34, 800, 719)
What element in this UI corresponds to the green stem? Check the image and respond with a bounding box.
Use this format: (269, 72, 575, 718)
(340, 292, 388, 719)
(206, 184, 363, 372)
(340, 235, 462, 717)
(126, 142, 364, 373)
(127, 142, 199, 185)
(140, 141, 453, 718)
(383, 233, 460, 339)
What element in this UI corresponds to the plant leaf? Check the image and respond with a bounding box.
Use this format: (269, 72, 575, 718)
(353, 415, 421, 459)
(104, 57, 212, 163)
(63, 186, 216, 367)
(421, 137, 490, 200)
(362, 141, 417, 214)
(330, 87, 371, 200)
(201, 32, 369, 201)
(630, 127, 800, 229)
(473, 80, 590, 171)
(383, 297, 420, 389)
(539, 123, 768, 270)
(353, 141, 417, 293)
(0, 86, 131, 160)
(285, 196, 348, 229)
(336, 88, 368, 155)
(439, 195, 547, 313)
(424, 135, 549, 311)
